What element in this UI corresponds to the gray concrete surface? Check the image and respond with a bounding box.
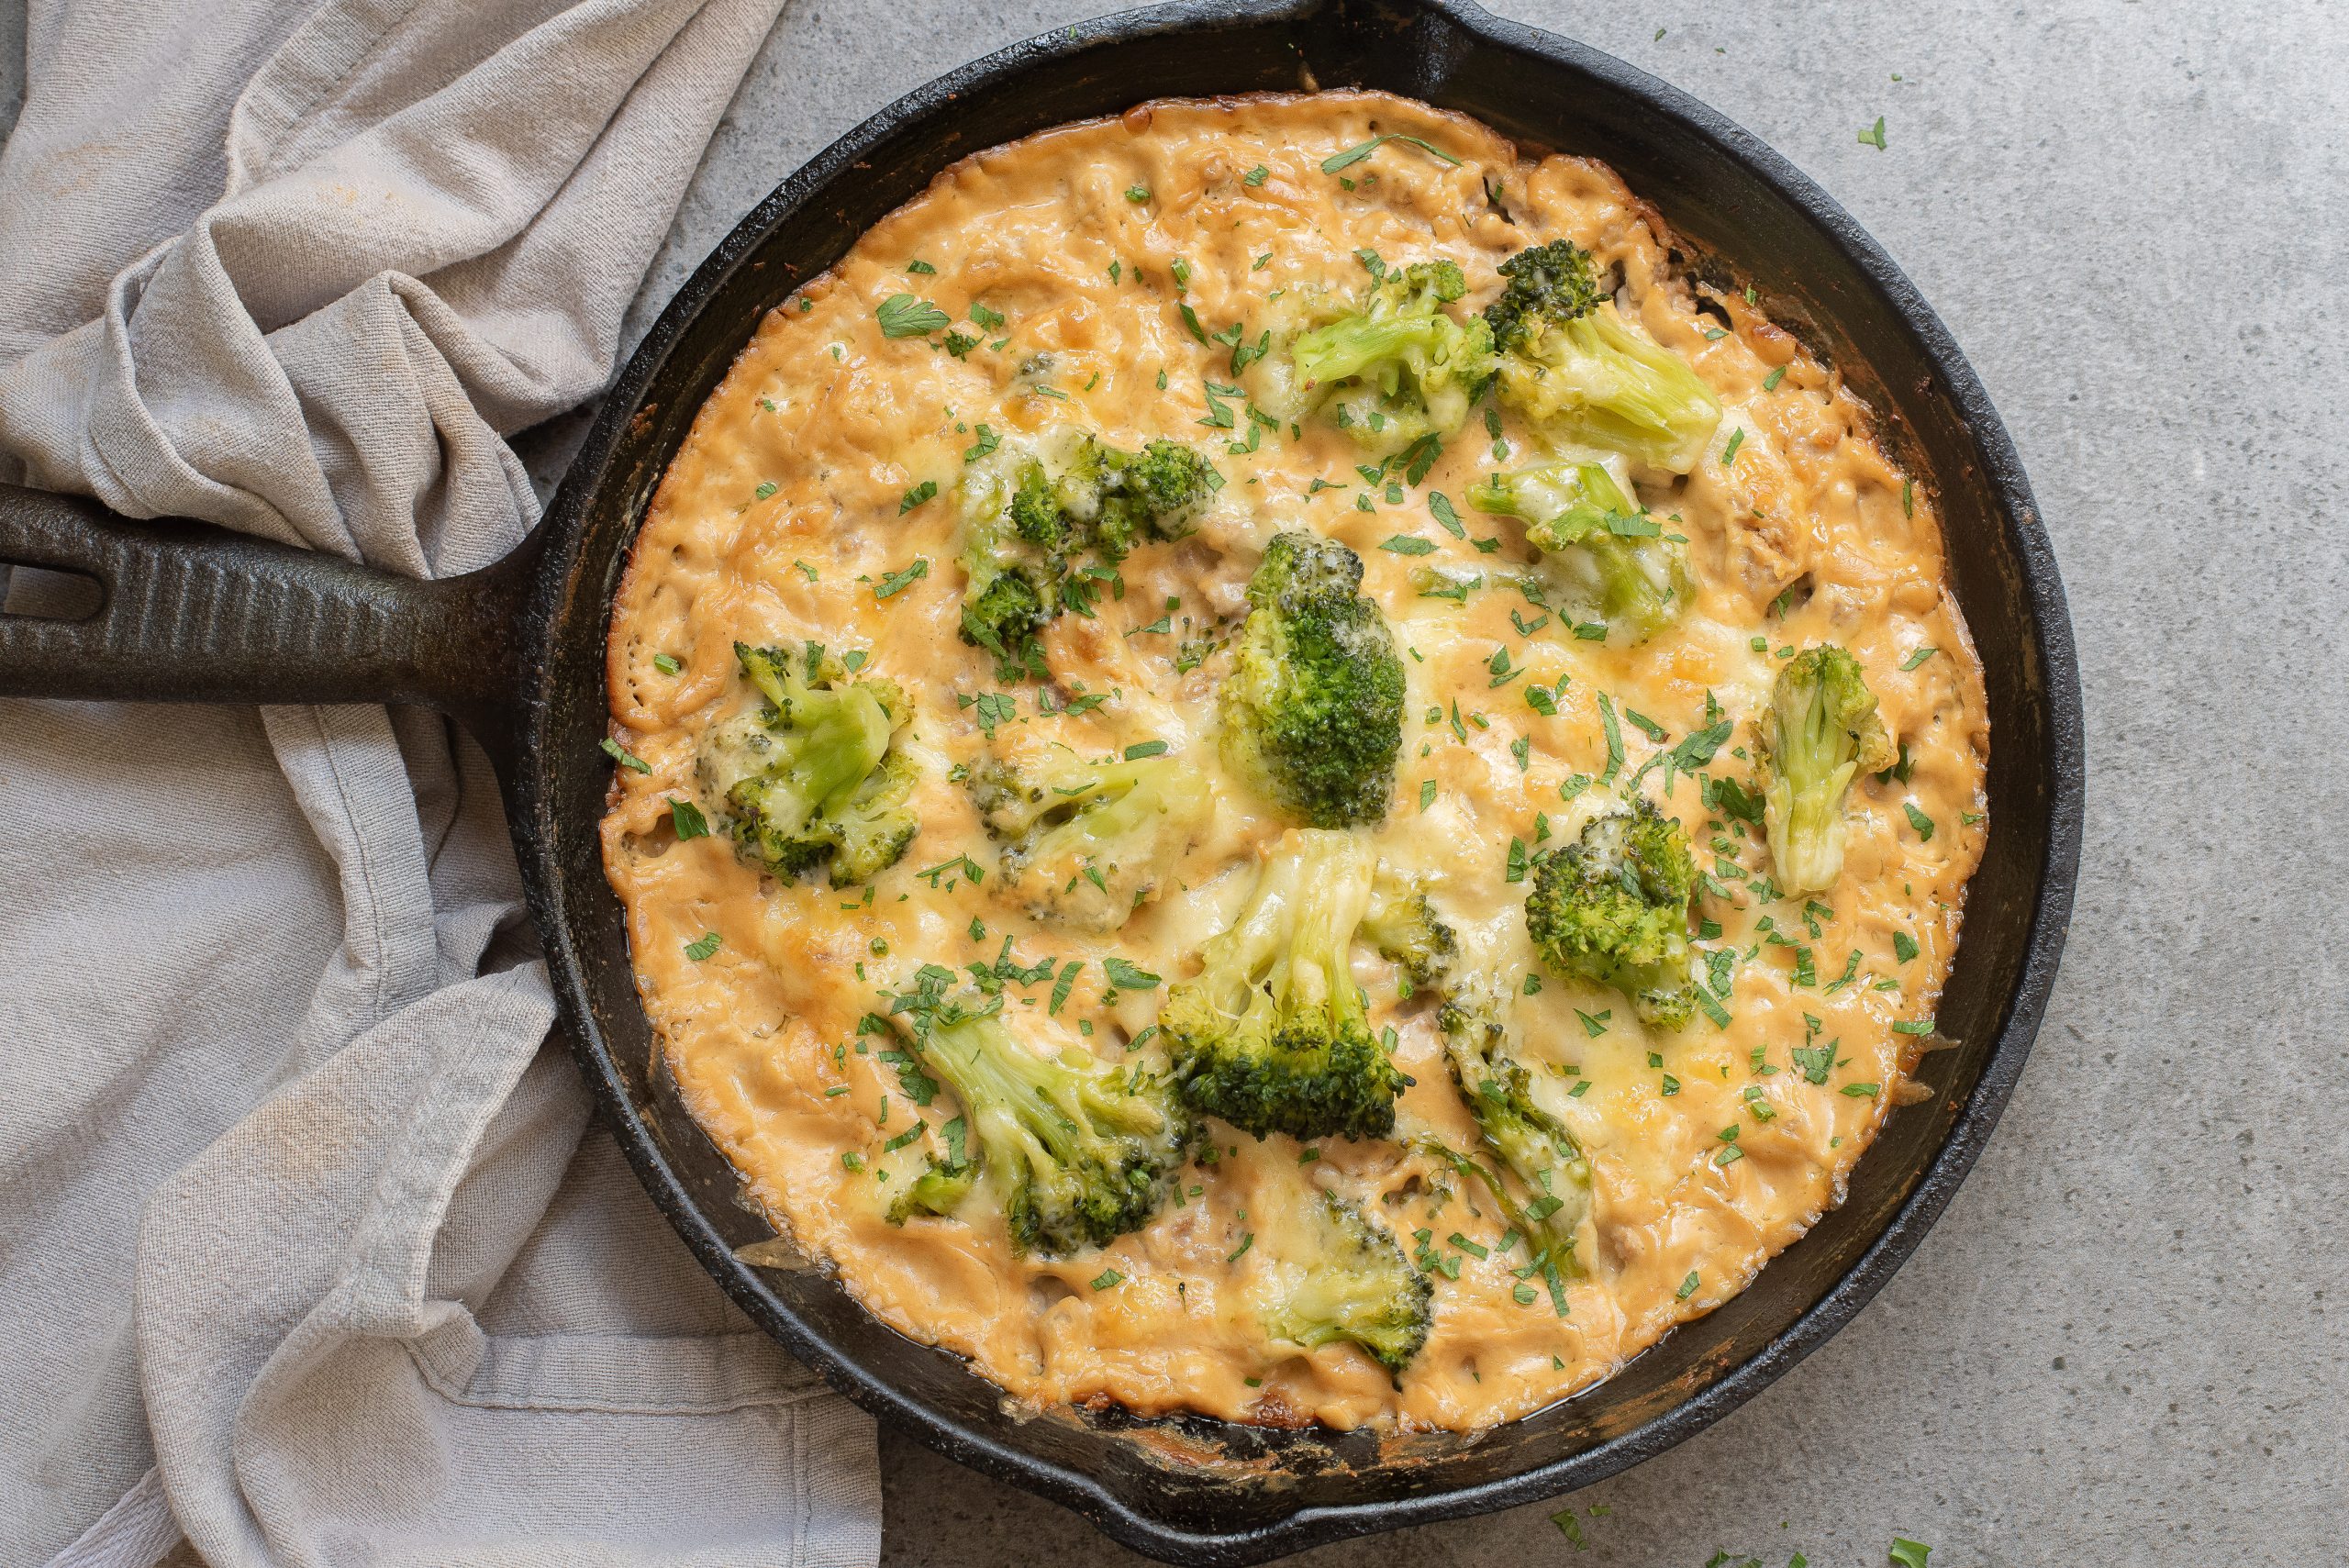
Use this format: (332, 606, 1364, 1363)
(7, 1, 2344, 1562)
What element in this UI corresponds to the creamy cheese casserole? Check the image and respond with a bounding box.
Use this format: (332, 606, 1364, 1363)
(600, 92, 1987, 1433)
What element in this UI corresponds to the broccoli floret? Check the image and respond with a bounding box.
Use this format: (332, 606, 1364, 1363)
(955, 432, 1212, 679)
(1467, 459, 1691, 643)
(1219, 531, 1406, 828)
(1290, 259, 1497, 452)
(1760, 645, 1897, 895)
(1484, 239, 1721, 473)
(965, 747, 1214, 930)
(697, 641, 919, 886)
(1438, 979, 1591, 1280)
(884, 973, 1191, 1254)
(1523, 798, 1698, 1027)
(1092, 439, 1214, 557)
(1160, 829, 1410, 1141)
(1360, 868, 1458, 997)
(960, 469, 1065, 680)
(1257, 1192, 1433, 1375)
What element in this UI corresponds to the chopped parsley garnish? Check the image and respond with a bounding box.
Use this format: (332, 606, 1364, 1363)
(914, 853, 985, 890)
(684, 930, 721, 962)
(1090, 1268, 1124, 1290)
(1399, 431, 1442, 484)
(1860, 116, 1889, 150)
(873, 558, 930, 599)
(1379, 534, 1435, 555)
(1721, 427, 1746, 466)
(1904, 802, 1936, 840)
(1901, 645, 1939, 671)
(898, 480, 938, 514)
(1792, 1038, 1838, 1085)
(1123, 740, 1169, 761)
(1763, 365, 1787, 391)
(1672, 717, 1734, 770)
(651, 651, 682, 675)
(875, 294, 949, 338)
(962, 424, 999, 462)
(1242, 164, 1269, 185)
(971, 691, 1016, 737)
(668, 798, 709, 840)
(1102, 956, 1161, 991)
(1321, 131, 1463, 172)
(600, 738, 651, 773)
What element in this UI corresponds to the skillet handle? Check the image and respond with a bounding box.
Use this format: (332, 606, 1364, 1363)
(0, 483, 534, 755)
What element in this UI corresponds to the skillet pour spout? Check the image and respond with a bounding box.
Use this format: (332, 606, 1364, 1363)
(0, 0, 2082, 1561)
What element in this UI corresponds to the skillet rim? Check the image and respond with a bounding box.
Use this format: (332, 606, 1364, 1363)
(515, 1, 2086, 1560)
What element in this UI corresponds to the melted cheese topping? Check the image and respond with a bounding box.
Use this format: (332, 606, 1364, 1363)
(601, 93, 1987, 1433)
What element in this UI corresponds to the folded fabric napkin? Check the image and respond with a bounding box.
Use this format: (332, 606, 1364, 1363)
(0, 2, 881, 1563)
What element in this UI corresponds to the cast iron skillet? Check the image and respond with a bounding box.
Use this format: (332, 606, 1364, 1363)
(0, 0, 2082, 1560)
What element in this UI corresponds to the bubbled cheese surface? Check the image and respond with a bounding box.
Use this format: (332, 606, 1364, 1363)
(600, 92, 1988, 1433)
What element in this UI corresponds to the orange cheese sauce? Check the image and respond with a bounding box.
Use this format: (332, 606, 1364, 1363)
(600, 93, 1987, 1432)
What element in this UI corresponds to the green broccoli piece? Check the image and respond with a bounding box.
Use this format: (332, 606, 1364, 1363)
(1760, 645, 1897, 895)
(1360, 868, 1458, 998)
(1438, 979, 1591, 1280)
(1091, 439, 1215, 558)
(697, 641, 918, 886)
(1523, 798, 1698, 1027)
(1467, 459, 1691, 643)
(959, 571, 1055, 684)
(1160, 829, 1410, 1141)
(955, 433, 1212, 679)
(959, 466, 1065, 681)
(1219, 531, 1406, 828)
(965, 747, 1213, 930)
(1290, 259, 1496, 452)
(1257, 1192, 1433, 1375)
(884, 972, 1191, 1254)
(1484, 239, 1721, 473)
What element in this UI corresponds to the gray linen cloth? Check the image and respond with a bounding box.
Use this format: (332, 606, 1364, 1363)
(0, 2, 882, 1564)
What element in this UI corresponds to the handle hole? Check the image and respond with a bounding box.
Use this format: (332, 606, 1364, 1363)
(0, 564, 106, 621)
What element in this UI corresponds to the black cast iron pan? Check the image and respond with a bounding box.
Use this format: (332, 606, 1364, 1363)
(0, 1, 2083, 1560)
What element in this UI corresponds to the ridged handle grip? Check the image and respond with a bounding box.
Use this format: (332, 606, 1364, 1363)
(0, 484, 534, 751)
